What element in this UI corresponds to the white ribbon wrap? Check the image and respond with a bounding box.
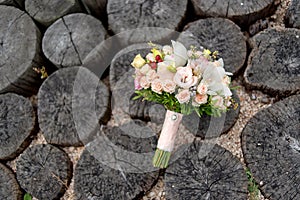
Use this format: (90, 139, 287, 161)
(157, 110, 183, 152)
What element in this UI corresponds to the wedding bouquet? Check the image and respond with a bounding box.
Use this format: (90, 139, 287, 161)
(131, 41, 234, 168)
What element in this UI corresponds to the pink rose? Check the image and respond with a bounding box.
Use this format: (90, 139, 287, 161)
(174, 67, 198, 89)
(193, 94, 208, 106)
(162, 80, 176, 93)
(140, 76, 150, 89)
(197, 83, 208, 95)
(175, 89, 191, 104)
(134, 77, 142, 90)
(151, 79, 163, 94)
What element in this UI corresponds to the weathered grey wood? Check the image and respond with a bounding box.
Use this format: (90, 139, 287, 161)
(81, 0, 107, 20)
(183, 90, 240, 138)
(107, 0, 187, 45)
(16, 144, 72, 200)
(191, 0, 277, 26)
(0, 163, 22, 200)
(244, 28, 300, 97)
(165, 140, 248, 199)
(178, 18, 247, 75)
(25, 0, 82, 27)
(42, 13, 106, 68)
(74, 125, 159, 200)
(38, 67, 110, 146)
(242, 94, 300, 199)
(285, 0, 300, 29)
(0, 0, 23, 8)
(0, 5, 43, 96)
(0, 93, 36, 160)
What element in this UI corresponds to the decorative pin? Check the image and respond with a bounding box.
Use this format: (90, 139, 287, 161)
(171, 114, 177, 121)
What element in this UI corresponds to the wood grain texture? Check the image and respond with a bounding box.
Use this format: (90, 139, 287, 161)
(16, 144, 72, 199)
(107, 0, 187, 45)
(0, 163, 22, 200)
(0, 93, 36, 160)
(244, 28, 300, 97)
(42, 13, 106, 68)
(38, 67, 110, 146)
(25, 0, 82, 26)
(74, 125, 159, 199)
(178, 18, 247, 75)
(285, 0, 300, 29)
(242, 94, 300, 199)
(0, 5, 43, 96)
(191, 0, 277, 26)
(165, 140, 248, 199)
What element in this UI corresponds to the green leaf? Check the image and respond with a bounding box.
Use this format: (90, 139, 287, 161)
(24, 193, 32, 200)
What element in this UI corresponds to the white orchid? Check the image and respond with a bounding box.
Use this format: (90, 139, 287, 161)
(164, 40, 188, 67)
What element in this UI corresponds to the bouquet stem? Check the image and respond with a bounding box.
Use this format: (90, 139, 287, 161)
(153, 110, 183, 168)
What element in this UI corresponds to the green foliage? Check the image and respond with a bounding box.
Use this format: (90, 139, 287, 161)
(246, 168, 259, 200)
(133, 89, 226, 117)
(24, 193, 32, 200)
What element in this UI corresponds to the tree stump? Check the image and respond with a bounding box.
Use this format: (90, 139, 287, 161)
(38, 67, 110, 146)
(165, 140, 248, 199)
(0, 93, 36, 160)
(190, 0, 277, 27)
(107, 0, 187, 45)
(42, 13, 106, 68)
(16, 144, 72, 200)
(242, 94, 300, 199)
(0, 163, 22, 200)
(0, 5, 43, 96)
(25, 0, 82, 27)
(178, 18, 247, 75)
(244, 28, 300, 97)
(285, 0, 300, 29)
(110, 43, 164, 121)
(182, 90, 240, 138)
(74, 125, 159, 199)
(0, 0, 23, 8)
(81, 0, 107, 20)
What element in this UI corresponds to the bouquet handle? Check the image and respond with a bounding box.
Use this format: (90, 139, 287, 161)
(153, 110, 183, 168)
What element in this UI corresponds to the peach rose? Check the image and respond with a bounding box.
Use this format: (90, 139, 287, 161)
(140, 76, 150, 89)
(146, 70, 159, 82)
(151, 79, 163, 94)
(175, 89, 191, 104)
(197, 82, 208, 95)
(140, 64, 151, 75)
(193, 94, 208, 105)
(162, 80, 176, 93)
(212, 95, 225, 110)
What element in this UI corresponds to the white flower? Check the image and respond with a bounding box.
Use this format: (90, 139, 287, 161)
(146, 53, 155, 62)
(140, 76, 150, 89)
(175, 89, 190, 104)
(151, 79, 163, 94)
(162, 80, 176, 93)
(146, 69, 158, 82)
(164, 41, 188, 67)
(140, 64, 151, 75)
(173, 66, 198, 89)
(157, 61, 175, 81)
(162, 45, 173, 55)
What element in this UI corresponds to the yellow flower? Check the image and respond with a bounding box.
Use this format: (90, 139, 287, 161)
(151, 48, 163, 58)
(131, 54, 146, 69)
(203, 49, 211, 59)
